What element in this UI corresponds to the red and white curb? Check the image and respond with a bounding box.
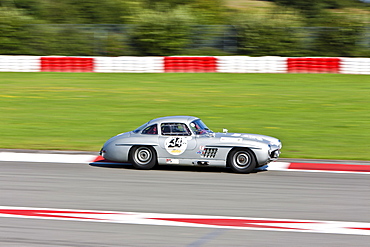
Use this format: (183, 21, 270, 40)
(0, 206, 369, 236)
(268, 161, 370, 174)
(0, 151, 369, 174)
(0, 151, 97, 164)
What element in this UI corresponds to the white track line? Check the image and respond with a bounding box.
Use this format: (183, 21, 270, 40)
(0, 206, 369, 236)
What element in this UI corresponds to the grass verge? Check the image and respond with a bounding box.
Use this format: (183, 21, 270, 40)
(0, 72, 369, 160)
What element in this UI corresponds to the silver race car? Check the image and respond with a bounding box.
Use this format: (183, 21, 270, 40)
(100, 116, 281, 173)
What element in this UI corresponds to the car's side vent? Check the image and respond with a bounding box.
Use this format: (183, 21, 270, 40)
(201, 148, 218, 158)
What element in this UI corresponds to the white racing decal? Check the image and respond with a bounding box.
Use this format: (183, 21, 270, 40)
(220, 137, 242, 143)
(232, 134, 242, 137)
(165, 137, 188, 155)
(0, 206, 370, 235)
(242, 134, 265, 141)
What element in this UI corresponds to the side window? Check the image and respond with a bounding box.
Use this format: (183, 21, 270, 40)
(141, 124, 158, 135)
(161, 123, 191, 136)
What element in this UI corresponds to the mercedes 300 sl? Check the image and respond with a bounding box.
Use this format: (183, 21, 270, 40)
(100, 116, 282, 173)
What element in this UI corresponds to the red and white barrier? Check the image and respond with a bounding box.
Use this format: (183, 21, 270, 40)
(94, 56, 164, 73)
(41, 57, 94, 72)
(164, 56, 217, 73)
(340, 57, 370, 74)
(287, 57, 340, 73)
(0, 56, 40, 72)
(217, 56, 287, 73)
(0, 56, 370, 74)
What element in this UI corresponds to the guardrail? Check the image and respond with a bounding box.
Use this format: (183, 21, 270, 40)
(0, 56, 369, 74)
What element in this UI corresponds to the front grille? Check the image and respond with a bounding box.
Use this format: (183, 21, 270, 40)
(202, 148, 218, 158)
(269, 149, 280, 159)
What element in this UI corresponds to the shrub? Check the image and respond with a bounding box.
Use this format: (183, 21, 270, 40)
(308, 14, 365, 56)
(179, 47, 231, 56)
(0, 7, 38, 54)
(130, 6, 195, 56)
(234, 13, 306, 56)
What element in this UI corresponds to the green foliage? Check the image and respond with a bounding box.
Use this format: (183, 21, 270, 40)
(142, 0, 196, 9)
(322, 0, 368, 9)
(29, 0, 80, 24)
(0, 7, 39, 54)
(189, 0, 229, 24)
(9, 0, 140, 24)
(130, 7, 195, 55)
(13, 0, 44, 16)
(269, 0, 359, 12)
(272, 0, 324, 19)
(235, 13, 306, 56)
(72, 0, 136, 24)
(48, 27, 95, 56)
(270, 0, 369, 22)
(308, 14, 365, 56)
(179, 47, 231, 56)
(105, 33, 137, 56)
(0, 0, 369, 56)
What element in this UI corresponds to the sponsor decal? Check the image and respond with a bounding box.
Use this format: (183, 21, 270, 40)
(165, 137, 187, 155)
(166, 159, 179, 164)
(197, 146, 205, 155)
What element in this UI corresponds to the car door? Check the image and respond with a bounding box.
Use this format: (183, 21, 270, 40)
(158, 122, 197, 159)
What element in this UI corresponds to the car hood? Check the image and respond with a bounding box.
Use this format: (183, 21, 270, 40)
(214, 132, 281, 147)
(104, 132, 131, 145)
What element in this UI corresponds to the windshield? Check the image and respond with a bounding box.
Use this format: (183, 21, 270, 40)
(189, 119, 213, 135)
(133, 122, 149, 133)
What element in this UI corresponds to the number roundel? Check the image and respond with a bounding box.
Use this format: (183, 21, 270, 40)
(165, 137, 187, 155)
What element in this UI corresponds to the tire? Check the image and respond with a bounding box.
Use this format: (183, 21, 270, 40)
(227, 148, 256, 174)
(130, 146, 157, 170)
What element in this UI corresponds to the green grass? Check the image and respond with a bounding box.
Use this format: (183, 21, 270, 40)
(1, 72, 369, 160)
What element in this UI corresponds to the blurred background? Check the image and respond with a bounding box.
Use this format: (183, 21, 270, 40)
(0, 0, 370, 57)
(1, 0, 370, 160)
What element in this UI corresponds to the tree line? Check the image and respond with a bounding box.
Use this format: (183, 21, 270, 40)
(0, 0, 369, 56)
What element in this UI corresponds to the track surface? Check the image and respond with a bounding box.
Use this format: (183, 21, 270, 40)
(1, 161, 369, 246)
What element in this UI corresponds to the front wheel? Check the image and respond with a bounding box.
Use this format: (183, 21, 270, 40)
(227, 148, 256, 174)
(130, 146, 157, 170)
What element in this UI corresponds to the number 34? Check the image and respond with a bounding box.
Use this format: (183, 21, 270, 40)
(167, 137, 183, 148)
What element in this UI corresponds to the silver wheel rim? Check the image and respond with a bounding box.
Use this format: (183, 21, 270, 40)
(134, 147, 152, 165)
(233, 151, 251, 169)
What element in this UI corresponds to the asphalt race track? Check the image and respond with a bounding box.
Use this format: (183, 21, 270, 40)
(1, 161, 369, 246)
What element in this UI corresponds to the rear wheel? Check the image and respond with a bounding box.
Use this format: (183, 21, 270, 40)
(130, 146, 157, 170)
(227, 148, 256, 174)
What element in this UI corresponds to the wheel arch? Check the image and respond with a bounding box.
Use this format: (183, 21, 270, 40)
(129, 145, 158, 170)
(226, 147, 258, 168)
(129, 145, 158, 167)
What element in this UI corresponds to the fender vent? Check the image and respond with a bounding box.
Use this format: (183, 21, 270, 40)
(201, 148, 218, 158)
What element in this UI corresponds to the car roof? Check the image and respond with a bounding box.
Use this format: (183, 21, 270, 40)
(148, 116, 199, 125)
